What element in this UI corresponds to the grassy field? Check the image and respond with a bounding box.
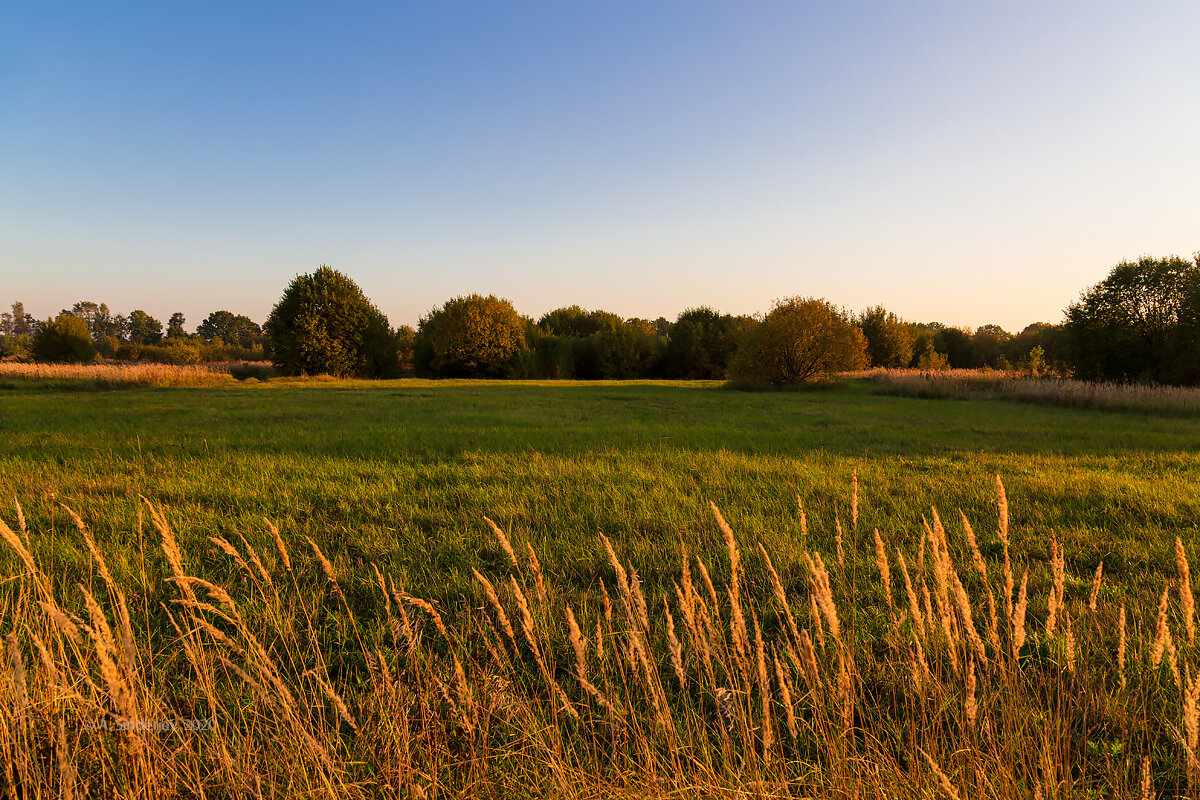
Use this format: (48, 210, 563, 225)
(2, 376, 1200, 797)
(1, 377, 1197, 601)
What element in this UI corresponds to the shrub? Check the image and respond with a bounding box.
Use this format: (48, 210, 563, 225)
(0, 334, 33, 361)
(32, 313, 97, 363)
(264, 266, 399, 378)
(730, 297, 867, 385)
(416, 294, 526, 378)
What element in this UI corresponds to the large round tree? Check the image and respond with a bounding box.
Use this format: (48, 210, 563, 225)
(415, 294, 526, 377)
(730, 297, 867, 386)
(265, 266, 399, 377)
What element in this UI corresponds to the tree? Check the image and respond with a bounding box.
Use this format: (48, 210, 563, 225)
(197, 311, 263, 348)
(933, 326, 974, 367)
(972, 324, 1012, 368)
(395, 325, 416, 374)
(1064, 254, 1200, 384)
(167, 312, 188, 339)
(1004, 323, 1067, 373)
(729, 297, 867, 385)
(858, 306, 914, 368)
(537, 306, 623, 337)
(8, 302, 34, 337)
(265, 266, 399, 377)
(127, 310, 163, 345)
(663, 307, 741, 379)
(33, 314, 96, 363)
(416, 294, 526, 378)
(595, 321, 661, 378)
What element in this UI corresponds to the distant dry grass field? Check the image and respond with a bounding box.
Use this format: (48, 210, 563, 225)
(0, 361, 269, 388)
(1, 375, 1199, 796)
(865, 367, 1200, 415)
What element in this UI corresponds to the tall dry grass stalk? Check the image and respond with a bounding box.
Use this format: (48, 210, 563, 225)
(1179, 538, 1196, 644)
(0, 482, 1194, 798)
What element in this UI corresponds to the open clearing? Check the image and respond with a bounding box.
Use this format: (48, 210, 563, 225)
(2, 378, 1196, 603)
(4, 377, 1200, 796)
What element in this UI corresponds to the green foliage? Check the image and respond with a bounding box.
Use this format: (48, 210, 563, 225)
(167, 312, 188, 339)
(730, 297, 868, 385)
(415, 294, 526, 377)
(595, 324, 660, 378)
(0, 334, 33, 360)
(64, 301, 125, 344)
(114, 341, 265, 364)
(857, 306, 914, 368)
(197, 311, 263, 349)
(127, 310, 163, 346)
(395, 325, 416, 374)
(1065, 254, 1200, 384)
(522, 309, 669, 379)
(32, 313, 97, 363)
(914, 339, 950, 371)
(1023, 345, 1047, 377)
(663, 307, 748, 379)
(933, 326, 974, 368)
(537, 306, 623, 338)
(971, 324, 1012, 368)
(264, 266, 399, 378)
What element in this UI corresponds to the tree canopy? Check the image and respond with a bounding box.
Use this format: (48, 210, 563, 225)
(1064, 255, 1200, 384)
(857, 306, 914, 368)
(198, 311, 263, 348)
(33, 313, 96, 363)
(730, 297, 867, 385)
(416, 294, 526, 378)
(264, 266, 399, 377)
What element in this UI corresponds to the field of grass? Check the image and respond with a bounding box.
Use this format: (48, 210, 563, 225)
(2, 376, 1200, 796)
(2, 377, 1197, 601)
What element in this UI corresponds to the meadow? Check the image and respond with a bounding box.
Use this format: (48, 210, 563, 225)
(1, 374, 1199, 797)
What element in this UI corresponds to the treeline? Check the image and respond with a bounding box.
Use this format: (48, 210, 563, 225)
(409, 299, 1063, 380)
(4, 253, 1197, 385)
(260, 267, 1061, 383)
(0, 303, 267, 364)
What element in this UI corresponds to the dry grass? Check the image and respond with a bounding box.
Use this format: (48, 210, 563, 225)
(863, 367, 1200, 415)
(0, 362, 242, 387)
(0, 478, 1194, 797)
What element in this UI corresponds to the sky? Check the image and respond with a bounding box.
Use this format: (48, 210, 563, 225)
(2, 1, 1197, 333)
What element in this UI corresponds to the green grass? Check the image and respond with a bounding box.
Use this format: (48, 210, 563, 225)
(1, 377, 1197, 610)
(3, 376, 1200, 796)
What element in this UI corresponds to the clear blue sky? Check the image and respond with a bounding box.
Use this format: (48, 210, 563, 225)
(2, 1, 1197, 332)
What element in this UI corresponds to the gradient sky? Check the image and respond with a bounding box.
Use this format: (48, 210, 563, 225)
(2, 1, 1197, 332)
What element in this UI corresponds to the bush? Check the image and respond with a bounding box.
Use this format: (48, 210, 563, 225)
(416, 294, 526, 378)
(729, 297, 867, 385)
(0, 334, 33, 361)
(264, 266, 400, 378)
(32, 314, 97, 363)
